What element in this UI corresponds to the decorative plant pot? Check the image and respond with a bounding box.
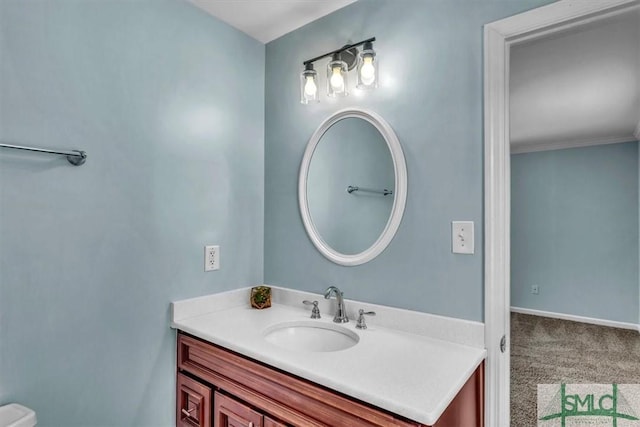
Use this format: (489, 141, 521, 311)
(250, 286, 272, 309)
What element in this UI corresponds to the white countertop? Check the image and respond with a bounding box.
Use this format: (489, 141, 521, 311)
(171, 287, 486, 425)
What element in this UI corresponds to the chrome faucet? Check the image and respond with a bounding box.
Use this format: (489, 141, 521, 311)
(324, 286, 348, 323)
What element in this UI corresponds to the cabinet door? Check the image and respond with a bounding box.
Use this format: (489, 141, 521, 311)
(177, 373, 211, 427)
(263, 417, 287, 427)
(214, 391, 263, 427)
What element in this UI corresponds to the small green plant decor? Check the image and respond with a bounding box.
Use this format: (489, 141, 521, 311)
(250, 286, 272, 309)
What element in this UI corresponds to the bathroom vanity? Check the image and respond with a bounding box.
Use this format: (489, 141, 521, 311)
(177, 332, 482, 427)
(171, 287, 486, 427)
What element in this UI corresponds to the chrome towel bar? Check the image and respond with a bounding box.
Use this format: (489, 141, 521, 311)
(0, 143, 87, 166)
(346, 185, 392, 196)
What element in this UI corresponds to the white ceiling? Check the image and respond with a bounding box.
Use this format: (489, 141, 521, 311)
(510, 9, 640, 153)
(188, 0, 357, 43)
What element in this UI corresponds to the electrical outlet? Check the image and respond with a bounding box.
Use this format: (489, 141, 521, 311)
(531, 285, 539, 295)
(205, 245, 220, 271)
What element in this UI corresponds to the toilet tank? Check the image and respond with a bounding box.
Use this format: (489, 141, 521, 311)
(0, 404, 36, 427)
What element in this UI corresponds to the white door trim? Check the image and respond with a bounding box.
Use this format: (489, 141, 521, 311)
(483, 1, 640, 426)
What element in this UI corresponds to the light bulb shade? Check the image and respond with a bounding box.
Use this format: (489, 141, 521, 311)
(357, 43, 378, 90)
(327, 55, 348, 97)
(300, 64, 319, 104)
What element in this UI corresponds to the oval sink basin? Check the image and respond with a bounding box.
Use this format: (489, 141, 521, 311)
(263, 321, 359, 352)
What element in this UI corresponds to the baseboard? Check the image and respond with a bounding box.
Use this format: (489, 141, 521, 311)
(510, 306, 639, 331)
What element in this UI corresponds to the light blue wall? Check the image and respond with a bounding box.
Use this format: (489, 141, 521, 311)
(264, 0, 553, 321)
(0, 1, 264, 426)
(511, 142, 639, 324)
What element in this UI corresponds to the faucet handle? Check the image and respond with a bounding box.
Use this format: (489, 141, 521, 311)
(303, 300, 321, 319)
(356, 309, 376, 329)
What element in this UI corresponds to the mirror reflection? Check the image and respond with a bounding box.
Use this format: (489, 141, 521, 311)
(307, 117, 395, 255)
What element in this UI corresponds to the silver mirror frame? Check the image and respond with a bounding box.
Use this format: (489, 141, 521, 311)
(298, 108, 407, 266)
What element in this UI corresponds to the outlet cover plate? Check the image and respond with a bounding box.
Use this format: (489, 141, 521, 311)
(452, 221, 474, 254)
(205, 245, 220, 271)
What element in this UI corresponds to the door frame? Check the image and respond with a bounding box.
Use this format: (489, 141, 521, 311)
(483, 0, 640, 425)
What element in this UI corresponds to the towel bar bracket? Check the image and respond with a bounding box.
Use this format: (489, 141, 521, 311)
(66, 150, 87, 166)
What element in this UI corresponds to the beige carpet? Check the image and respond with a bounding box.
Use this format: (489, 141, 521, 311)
(510, 312, 640, 426)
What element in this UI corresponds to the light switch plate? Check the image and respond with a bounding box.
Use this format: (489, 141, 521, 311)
(452, 221, 474, 254)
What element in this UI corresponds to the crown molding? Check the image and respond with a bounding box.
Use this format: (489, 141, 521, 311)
(511, 135, 637, 154)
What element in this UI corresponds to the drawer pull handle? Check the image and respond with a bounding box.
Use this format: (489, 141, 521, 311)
(249, 423, 253, 427)
(181, 408, 195, 417)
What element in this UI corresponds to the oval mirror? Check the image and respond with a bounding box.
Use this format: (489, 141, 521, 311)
(298, 108, 407, 266)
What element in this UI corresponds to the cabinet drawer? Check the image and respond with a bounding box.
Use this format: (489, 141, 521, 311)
(178, 373, 212, 427)
(212, 392, 290, 427)
(214, 391, 263, 427)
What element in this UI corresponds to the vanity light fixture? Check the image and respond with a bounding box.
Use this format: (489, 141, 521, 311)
(300, 37, 377, 104)
(300, 63, 319, 104)
(327, 53, 348, 97)
(357, 41, 378, 89)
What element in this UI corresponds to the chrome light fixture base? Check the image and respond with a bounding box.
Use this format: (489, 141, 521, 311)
(340, 46, 359, 71)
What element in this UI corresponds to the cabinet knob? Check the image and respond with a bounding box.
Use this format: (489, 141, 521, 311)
(181, 408, 195, 417)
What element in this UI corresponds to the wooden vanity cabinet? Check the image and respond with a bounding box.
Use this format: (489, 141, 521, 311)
(176, 332, 484, 427)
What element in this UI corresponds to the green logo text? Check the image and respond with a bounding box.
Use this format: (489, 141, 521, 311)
(539, 384, 639, 426)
